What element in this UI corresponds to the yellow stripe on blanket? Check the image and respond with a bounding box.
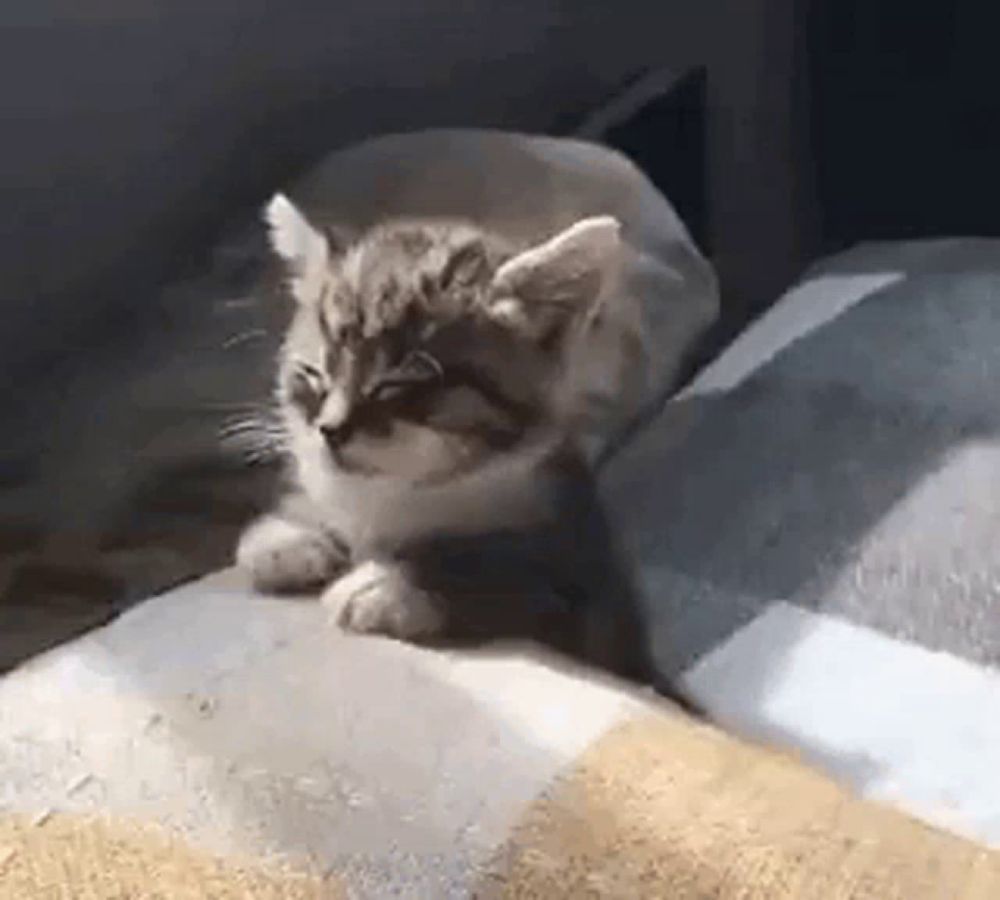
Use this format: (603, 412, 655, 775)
(484, 715, 1000, 899)
(0, 814, 341, 899)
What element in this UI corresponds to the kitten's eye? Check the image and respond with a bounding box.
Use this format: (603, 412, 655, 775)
(290, 362, 326, 399)
(370, 350, 443, 400)
(402, 350, 444, 380)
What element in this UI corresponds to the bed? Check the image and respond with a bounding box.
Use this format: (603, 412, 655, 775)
(2, 231, 1000, 895)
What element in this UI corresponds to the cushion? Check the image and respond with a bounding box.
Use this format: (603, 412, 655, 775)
(602, 238, 1000, 846)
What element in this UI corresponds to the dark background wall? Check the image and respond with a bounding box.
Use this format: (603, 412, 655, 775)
(808, 2, 1000, 251)
(1, 0, 813, 390)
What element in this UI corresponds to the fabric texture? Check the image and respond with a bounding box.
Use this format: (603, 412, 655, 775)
(1, 570, 995, 898)
(0, 815, 337, 899)
(602, 238, 1000, 847)
(489, 716, 1000, 899)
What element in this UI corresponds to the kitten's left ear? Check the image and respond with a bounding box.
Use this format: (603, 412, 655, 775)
(264, 193, 332, 303)
(489, 216, 622, 343)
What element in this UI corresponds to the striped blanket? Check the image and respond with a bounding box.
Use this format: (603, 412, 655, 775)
(603, 237, 1000, 849)
(0, 572, 996, 898)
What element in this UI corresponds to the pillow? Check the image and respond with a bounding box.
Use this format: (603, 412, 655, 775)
(602, 238, 1000, 845)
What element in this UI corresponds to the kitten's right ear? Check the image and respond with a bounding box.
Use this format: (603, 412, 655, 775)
(264, 193, 331, 303)
(488, 216, 622, 344)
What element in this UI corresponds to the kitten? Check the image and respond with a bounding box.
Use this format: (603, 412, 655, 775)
(235, 194, 652, 679)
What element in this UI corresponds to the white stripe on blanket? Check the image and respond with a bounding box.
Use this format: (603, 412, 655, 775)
(685, 601, 1000, 847)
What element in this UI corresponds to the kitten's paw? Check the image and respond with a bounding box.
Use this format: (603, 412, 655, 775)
(321, 560, 444, 640)
(236, 516, 348, 594)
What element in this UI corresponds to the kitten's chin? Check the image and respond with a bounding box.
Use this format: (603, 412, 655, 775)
(327, 426, 513, 485)
(294, 426, 560, 498)
(331, 447, 487, 486)
(289, 434, 431, 503)
(289, 426, 574, 551)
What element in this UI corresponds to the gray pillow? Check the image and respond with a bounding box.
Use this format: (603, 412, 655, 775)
(602, 238, 1000, 846)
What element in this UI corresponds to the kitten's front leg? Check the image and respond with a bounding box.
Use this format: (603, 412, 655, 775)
(236, 514, 349, 594)
(321, 559, 445, 640)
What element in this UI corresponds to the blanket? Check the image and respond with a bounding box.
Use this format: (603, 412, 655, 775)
(0, 570, 996, 898)
(603, 237, 1000, 847)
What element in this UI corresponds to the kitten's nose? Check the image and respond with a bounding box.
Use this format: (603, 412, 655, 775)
(316, 391, 351, 446)
(320, 421, 350, 446)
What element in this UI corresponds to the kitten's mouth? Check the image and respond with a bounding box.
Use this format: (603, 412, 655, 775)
(327, 424, 515, 484)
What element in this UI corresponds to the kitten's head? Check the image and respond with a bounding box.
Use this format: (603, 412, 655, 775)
(265, 193, 621, 488)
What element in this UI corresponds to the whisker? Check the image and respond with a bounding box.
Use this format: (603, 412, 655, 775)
(218, 406, 285, 444)
(230, 433, 288, 465)
(222, 437, 286, 461)
(218, 419, 267, 437)
(222, 329, 267, 350)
